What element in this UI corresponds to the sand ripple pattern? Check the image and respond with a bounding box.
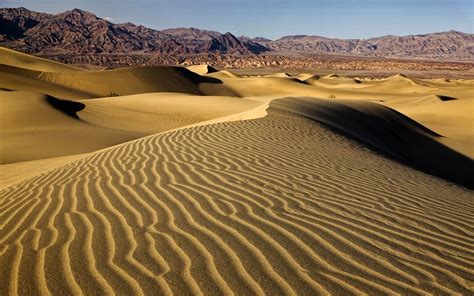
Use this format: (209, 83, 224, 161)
(1, 108, 473, 295)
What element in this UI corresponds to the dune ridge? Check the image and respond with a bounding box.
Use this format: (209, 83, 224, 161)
(272, 97, 474, 187)
(0, 47, 85, 73)
(1, 101, 473, 295)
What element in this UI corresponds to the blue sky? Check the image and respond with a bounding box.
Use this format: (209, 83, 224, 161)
(1, 0, 472, 39)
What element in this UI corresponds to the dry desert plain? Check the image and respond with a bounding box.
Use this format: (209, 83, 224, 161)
(0, 47, 473, 295)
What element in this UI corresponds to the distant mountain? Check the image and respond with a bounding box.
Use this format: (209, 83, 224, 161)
(0, 7, 269, 55)
(357, 31, 474, 59)
(161, 27, 221, 40)
(239, 36, 272, 43)
(0, 7, 472, 60)
(266, 31, 474, 60)
(159, 28, 268, 55)
(209, 32, 268, 55)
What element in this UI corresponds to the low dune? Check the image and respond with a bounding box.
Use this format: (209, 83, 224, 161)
(0, 91, 136, 164)
(1, 51, 473, 295)
(0, 47, 84, 73)
(38, 66, 227, 97)
(395, 98, 474, 158)
(186, 64, 218, 76)
(263, 72, 292, 78)
(77, 93, 264, 134)
(0, 64, 96, 99)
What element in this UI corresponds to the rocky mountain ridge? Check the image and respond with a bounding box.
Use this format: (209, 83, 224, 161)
(264, 31, 473, 60)
(1, 7, 473, 61)
(0, 7, 268, 55)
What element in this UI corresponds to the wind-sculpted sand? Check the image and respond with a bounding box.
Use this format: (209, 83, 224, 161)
(1, 49, 473, 295)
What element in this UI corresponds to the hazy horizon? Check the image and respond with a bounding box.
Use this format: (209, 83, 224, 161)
(1, 0, 472, 40)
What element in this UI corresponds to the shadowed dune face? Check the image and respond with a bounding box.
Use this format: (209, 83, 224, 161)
(1, 106, 472, 295)
(272, 98, 474, 188)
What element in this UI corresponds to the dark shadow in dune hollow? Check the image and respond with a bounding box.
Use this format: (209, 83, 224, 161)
(45, 96, 85, 119)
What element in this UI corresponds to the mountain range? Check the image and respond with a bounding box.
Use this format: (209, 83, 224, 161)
(0, 7, 473, 60)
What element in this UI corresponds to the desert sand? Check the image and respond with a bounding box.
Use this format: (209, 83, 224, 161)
(1, 48, 473, 295)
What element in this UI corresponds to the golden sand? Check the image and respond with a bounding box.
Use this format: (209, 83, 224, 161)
(1, 48, 473, 294)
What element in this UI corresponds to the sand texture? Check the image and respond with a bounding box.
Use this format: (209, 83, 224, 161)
(1, 49, 473, 295)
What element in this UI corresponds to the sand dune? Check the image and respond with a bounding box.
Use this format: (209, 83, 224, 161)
(272, 97, 473, 187)
(395, 98, 474, 158)
(1, 99, 473, 295)
(263, 72, 292, 78)
(0, 91, 266, 163)
(0, 62, 230, 99)
(0, 64, 96, 99)
(186, 64, 218, 76)
(0, 154, 90, 189)
(0, 47, 84, 73)
(38, 66, 227, 97)
(0, 91, 136, 163)
(77, 93, 264, 134)
(1, 51, 473, 295)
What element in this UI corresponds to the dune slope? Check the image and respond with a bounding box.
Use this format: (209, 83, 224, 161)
(0, 91, 266, 164)
(77, 93, 265, 134)
(1, 99, 473, 295)
(38, 66, 228, 97)
(0, 91, 137, 164)
(0, 47, 85, 73)
(0, 64, 96, 99)
(273, 97, 474, 187)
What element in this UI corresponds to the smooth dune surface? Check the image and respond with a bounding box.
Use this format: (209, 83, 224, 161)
(0, 64, 96, 99)
(0, 47, 85, 73)
(0, 91, 136, 164)
(1, 49, 473, 295)
(38, 66, 227, 98)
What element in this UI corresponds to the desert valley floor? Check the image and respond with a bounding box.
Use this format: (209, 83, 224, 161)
(0, 47, 473, 295)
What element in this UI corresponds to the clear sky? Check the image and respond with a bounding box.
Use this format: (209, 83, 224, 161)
(1, 0, 472, 39)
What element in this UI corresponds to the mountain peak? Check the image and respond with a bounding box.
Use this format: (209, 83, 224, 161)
(209, 32, 269, 54)
(59, 8, 99, 19)
(220, 32, 240, 40)
(13, 7, 32, 13)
